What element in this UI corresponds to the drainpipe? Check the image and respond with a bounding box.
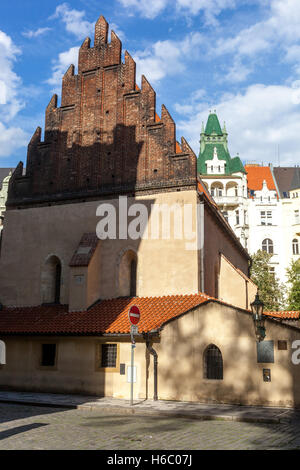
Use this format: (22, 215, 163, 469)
(145, 336, 158, 401)
(199, 201, 205, 292)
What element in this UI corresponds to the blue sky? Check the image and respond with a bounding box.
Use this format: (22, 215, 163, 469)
(1, 0, 300, 167)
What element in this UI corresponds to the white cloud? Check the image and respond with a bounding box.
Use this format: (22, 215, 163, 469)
(117, 0, 168, 19)
(175, 83, 300, 166)
(51, 3, 94, 39)
(134, 32, 203, 83)
(0, 30, 28, 157)
(22, 27, 51, 39)
(0, 122, 28, 158)
(47, 46, 79, 93)
(118, 0, 237, 23)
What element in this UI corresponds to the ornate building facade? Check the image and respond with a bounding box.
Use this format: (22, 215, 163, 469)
(197, 112, 249, 249)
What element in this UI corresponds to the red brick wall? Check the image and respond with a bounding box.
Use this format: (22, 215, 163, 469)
(8, 16, 196, 208)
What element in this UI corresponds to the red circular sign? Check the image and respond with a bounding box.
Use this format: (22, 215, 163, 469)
(128, 305, 140, 325)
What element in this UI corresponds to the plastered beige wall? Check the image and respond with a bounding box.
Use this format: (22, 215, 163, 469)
(1, 302, 300, 407)
(0, 190, 199, 307)
(219, 255, 257, 309)
(157, 302, 300, 407)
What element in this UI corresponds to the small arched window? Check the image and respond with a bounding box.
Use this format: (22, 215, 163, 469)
(118, 250, 138, 297)
(204, 344, 223, 380)
(293, 239, 299, 255)
(0, 340, 6, 365)
(262, 239, 274, 254)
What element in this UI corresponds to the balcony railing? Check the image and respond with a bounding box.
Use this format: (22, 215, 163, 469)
(212, 194, 245, 205)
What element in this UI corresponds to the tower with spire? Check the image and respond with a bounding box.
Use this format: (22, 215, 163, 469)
(198, 111, 249, 249)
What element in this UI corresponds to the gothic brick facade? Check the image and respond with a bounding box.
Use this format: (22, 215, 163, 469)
(7, 16, 196, 208)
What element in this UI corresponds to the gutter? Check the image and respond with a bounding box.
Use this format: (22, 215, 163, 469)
(144, 333, 158, 401)
(199, 201, 205, 292)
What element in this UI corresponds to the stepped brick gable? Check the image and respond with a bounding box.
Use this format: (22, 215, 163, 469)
(7, 16, 196, 208)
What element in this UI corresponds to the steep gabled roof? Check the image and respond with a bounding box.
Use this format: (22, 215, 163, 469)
(245, 165, 277, 194)
(204, 113, 223, 135)
(273, 167, 300, 196)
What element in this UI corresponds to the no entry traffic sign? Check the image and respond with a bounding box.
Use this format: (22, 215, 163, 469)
(128, 305, 140, 326)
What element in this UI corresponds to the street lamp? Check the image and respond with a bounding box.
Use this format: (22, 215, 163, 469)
(250, 292, 266, 342)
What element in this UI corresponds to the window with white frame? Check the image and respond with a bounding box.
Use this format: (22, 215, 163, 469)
(295, 210, 300, 224)
(262, 238, 274, 254)
(261, 211, 272, 225)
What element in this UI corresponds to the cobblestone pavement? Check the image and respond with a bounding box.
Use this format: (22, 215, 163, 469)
(0, 403, 300, 450)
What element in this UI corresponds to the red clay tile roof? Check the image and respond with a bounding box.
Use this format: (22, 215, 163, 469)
(264, 311, 300, 320)
(0, 294, 212, 335)
(176, 141, 182, 154)
(155, 113, 161, 123)
(245, 165, 277, 195)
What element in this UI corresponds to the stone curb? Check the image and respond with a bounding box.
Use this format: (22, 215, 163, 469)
(0, 398, 286, 424)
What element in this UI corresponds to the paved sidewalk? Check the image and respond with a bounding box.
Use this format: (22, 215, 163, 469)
(0, 390, 298, 424)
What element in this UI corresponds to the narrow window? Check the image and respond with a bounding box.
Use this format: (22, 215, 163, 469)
(130, 258, 137, 297)
(55, 263, 61, 304)
(295, 210, 300, 224)
(41, 344, 56, 367)
(293, 239, 299, 255)
(235, 210, 240, 225)
(0, 340, 6, 365)
(204, 345, 223, 380)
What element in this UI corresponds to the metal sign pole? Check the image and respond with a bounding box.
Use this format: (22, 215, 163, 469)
(130, 327, 136, 406)
(128, 306, 140, 407)
(130, 341, 134, 406)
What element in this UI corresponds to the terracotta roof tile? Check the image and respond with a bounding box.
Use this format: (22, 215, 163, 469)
(155, 113, 161, 123)
(245, 165, 277, 197)
(0, 294, 212, 335)
(264, 311, 300, 320)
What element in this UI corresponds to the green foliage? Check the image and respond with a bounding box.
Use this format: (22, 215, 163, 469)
(286, 259, 300, 311)
(250, 250, 285, 311)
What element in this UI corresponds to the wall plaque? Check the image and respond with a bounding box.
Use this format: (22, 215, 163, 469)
(257, 340, 274, 363)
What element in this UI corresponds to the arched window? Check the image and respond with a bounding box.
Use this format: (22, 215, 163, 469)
(204, 345, 223, 380)
(262, 239, 274, 254)
(293, 239, 299, 255)
(118, 250, 138, 297)
(0, 340, 6, 365)
(41, 255, 62, 304)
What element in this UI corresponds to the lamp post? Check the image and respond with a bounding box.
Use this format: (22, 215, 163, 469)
(250, 292, 266, 342)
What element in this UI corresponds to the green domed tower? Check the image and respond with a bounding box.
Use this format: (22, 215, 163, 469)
(198, 111, 245, 176)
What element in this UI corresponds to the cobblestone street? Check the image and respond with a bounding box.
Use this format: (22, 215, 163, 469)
(0, 403, 300, 450)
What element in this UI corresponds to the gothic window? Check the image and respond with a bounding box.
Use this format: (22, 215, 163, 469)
(0, 340, 6, 365)
(118, 250, 138, 297)
(41, 256, 62, 304)
(293, 239, 299, 255)
(204, 345, 223, 380)
(262, 239, 274, 254)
